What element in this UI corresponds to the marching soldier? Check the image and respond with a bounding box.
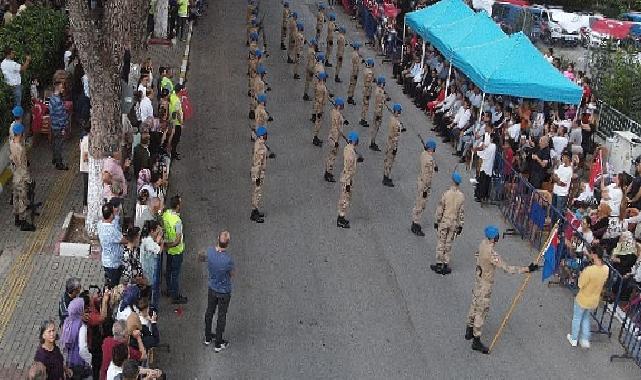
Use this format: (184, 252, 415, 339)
(246, 0, 257, 45)
(359, 58, 375, 127)
(466, 225, 539, 354)
(325, 13, 336, 67)
(346, 41, 362, 105)
(292, 22, 305, 79)
(382, 103, 402, 187)
(247, 16, 258, 48)
(370, 76, 390, 151)
(313, 52, 325, 80)
(247, 45, 261, 98)
(250, 126, 274, 223)
(254, 93, 273, 140)
(410, 139, 437, 236)
(324, 97, 349, 183)
(431, 172, 465, 275)
(334, 27, 347, 83)
(303, 39, 319, 101)
(337, 131, 362, 229)
(315, 3, 326, 41)
(280, 1, 290, 50)
(9, 123, 35, 231)
(311, 71, 331, 147)
(287, 12, 299, 62)
(250, 63, 268, 119)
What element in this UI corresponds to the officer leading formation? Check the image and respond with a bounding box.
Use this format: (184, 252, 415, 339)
(252, 0, 543, 355)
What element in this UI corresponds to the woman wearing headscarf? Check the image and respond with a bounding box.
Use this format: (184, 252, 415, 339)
(61, 298, 92, 379)
(116, 285, 140, 322)
(612, 231, 638, 276)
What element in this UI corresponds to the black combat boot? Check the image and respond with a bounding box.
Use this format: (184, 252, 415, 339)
(441, 264, 452, 275)
(313, 136, 323, 147)
(324, 171, 336, 182)
(411, 222, 425, 236)
(334, 75, 341, 83)
(311, 114, 317, 123)
(303, 93, 310, 101)
(472, 337, 489, 354)
(430, 263, 443, 273)
(369, 142, 380, 151)
(287, 57, 294, 63)
(294, 74, 300, 79)
(382, 176, 395, 187)
(19, 220, 36, 232)
(324, 60, 332, 67)
(268, 116, 274, 122)
(337, 216, 350, 228)
(249, 110, 255, 120)
(465, 326, 474, 340)
(359, 119, 367, 126)
(347, 97, 355, 105)
(250, 209, 264, 223)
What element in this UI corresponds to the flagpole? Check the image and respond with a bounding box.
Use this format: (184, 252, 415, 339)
(488, 222, 560, 354)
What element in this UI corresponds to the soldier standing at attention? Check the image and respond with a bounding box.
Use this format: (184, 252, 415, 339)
(287, 12, 299, 63)
(466, 225, 539, 354)
(9, 123, 35, 231)
(247, 16, 258, 49)
(324, 97, 349, 183)
(346, 41, 362, 105)
(370, 76, 389, 151)
(359, 58, 375, 127)
(303, 39, 318, 101)
(312, 72, 331, 147)
(431, 172, 465, 275)
(246, 1, 257, 45)
(254, 93, 272, 140)
(249, 63, 267, 120)
(280, 1, 290, 50)
(410, 139, 437, 236)
(334, 27, 347, 83)
(316, 3, 326, 41)
(325, 13, 336, 67)
(247, 45, 260, 98)
(337, 131, 361, 229)
(382, 104, 402, 187)
(292, 22, 305, 80)
(250, 126, 273, 223)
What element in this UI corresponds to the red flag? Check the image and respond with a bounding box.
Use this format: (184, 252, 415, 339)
(588, 150, 602, 190)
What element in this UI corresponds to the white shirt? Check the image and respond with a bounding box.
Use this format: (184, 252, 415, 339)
(138, 83, 147, 95)
(78, 324, 92, 366)
(79, 136, 89, 173)
(469, 93, 481, 108)
(551, 135, 568, 158)
(606, 183, 623, 217)
(552, 164, 573, 196)
(507, 123, 521, 141)
(140, 96, 154, 121)
(1, 58, 21, 86)
(106, 362, 122, 380)
(478, 142, 496, 175)
(63, 50, 72, 71)
(454, 107, 471, 130)
(440, 93, 456, 111)
(82, 74, 90, 98)
(140, 184, 158, 198)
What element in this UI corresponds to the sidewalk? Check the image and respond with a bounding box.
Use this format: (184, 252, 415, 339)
(0, 33, 192, 379)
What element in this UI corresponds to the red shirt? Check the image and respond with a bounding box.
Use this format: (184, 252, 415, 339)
(100, 337, 142, 380)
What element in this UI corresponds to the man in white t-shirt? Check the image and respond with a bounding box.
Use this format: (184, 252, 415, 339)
(1, 48, 31, 107)
(551, 126, 569, 160)
(140, 87, 154, 123)
(552, 151, 573, 219)
(474, 134, 497, 202)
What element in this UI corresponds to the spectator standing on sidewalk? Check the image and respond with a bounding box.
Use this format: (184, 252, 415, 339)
(176, 0, 189, 41)
(567, 245, 609, 349)
(204, 230, 234, 352)
(35, 320, 70, 380)
(552, 151, 573, 218)
(162, 195, 187, 304)
(1, 47, 30, 107)
(98, 203, 127, 288)
(58, 277, 82, 326)
(49, 79, 70, 170)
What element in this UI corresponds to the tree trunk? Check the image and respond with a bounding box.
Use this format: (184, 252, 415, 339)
(155, 0, 168, 39)
(67, 0, 149, 235)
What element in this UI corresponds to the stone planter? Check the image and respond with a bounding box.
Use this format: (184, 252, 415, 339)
(57, 211, 92, 258)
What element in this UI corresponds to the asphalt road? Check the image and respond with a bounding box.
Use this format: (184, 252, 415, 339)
(156, 1, 638, 378)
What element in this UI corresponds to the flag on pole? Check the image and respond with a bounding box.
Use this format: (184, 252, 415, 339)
(588, 149, 602, 190)
(542, 225, 560, 282)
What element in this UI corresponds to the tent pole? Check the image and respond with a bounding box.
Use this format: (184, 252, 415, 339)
(401, 18, 406, 66)
(479, 92, 486, 121)
(420, 41, 426, 71)
(445, 63, 453, 97)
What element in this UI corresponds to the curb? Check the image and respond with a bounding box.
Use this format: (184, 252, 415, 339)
(179, 22, 194, 85)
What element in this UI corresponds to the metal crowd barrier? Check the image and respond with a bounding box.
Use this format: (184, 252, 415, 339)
(611, 284, 641, 366)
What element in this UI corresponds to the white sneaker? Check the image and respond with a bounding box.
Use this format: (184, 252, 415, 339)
(566, 334, 577, 347)
(579, 339, 590, 349)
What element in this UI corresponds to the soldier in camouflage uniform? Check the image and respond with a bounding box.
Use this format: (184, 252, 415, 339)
(370, 76, 389, 151)
(325, 13, 336, 67)
(410, 139, 437, 236)
(250, 126, 273, 223)
(254, 93, 272, 140)
(280, 1, 290, 50)
(334, 27, 347, 83)
(246, 2, 257, 46)
(465, 225, 538, 354)
(249, 62, 267, 119)
(292, 22, 305, 80)
(359, 58, 375, 127)
(9, 123, 35, 231)
(337, 131, 361, 229)
(323, 97, 349, 183)
(431, 172, 465, 275)
(315, 3, 326, 41)
(287, 12, 299, 63)
(248, 44, 261, 97)
(346, 41, 362, 105)
(303, 39, 319, 101)
(382, 104, 402, 187)
(312, 71, 331, 147)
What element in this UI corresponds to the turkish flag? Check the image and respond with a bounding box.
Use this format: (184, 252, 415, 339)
(588, 150, 602, 190)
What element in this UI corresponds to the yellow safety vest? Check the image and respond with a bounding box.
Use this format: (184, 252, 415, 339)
(162, 210, 184, 255)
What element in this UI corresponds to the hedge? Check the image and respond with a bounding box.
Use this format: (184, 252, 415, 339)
(0, 6, 67, 142)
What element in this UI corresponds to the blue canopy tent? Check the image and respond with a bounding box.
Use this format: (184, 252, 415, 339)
(452, 32, 582, 104)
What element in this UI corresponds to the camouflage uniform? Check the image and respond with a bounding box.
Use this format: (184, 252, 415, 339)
(434, 186, 465, 265)
(293, 31, 305, 77)
(250, 75, 266, 114)
(281, 7, 290, 47)
(304, 46, 317, 96)
(313, 80, 330, 137)
(335, 33, 346, 79)
(248, 54, 258, 95)
(371, 86, 386, 144)
(254, 103, 268, 135)
(383, 114, 401, 177)
(9, 139, 30, 221)
(315, 10, 325, 40)
(325, 108, 344, 174)
(347, 50, 361, 99)
(360, 67, 374, 120)
(326, 20, 336, 60)
(411, 151, 435, 224)
(288, 16, 297, 56)
(338, 143, 357, 217)
(467, 239, 527, 337)
(251, 138, 268, 209)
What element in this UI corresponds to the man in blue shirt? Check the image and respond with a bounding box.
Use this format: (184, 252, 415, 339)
(203, 230, 235, 352)
(97, 203, 126, 288)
